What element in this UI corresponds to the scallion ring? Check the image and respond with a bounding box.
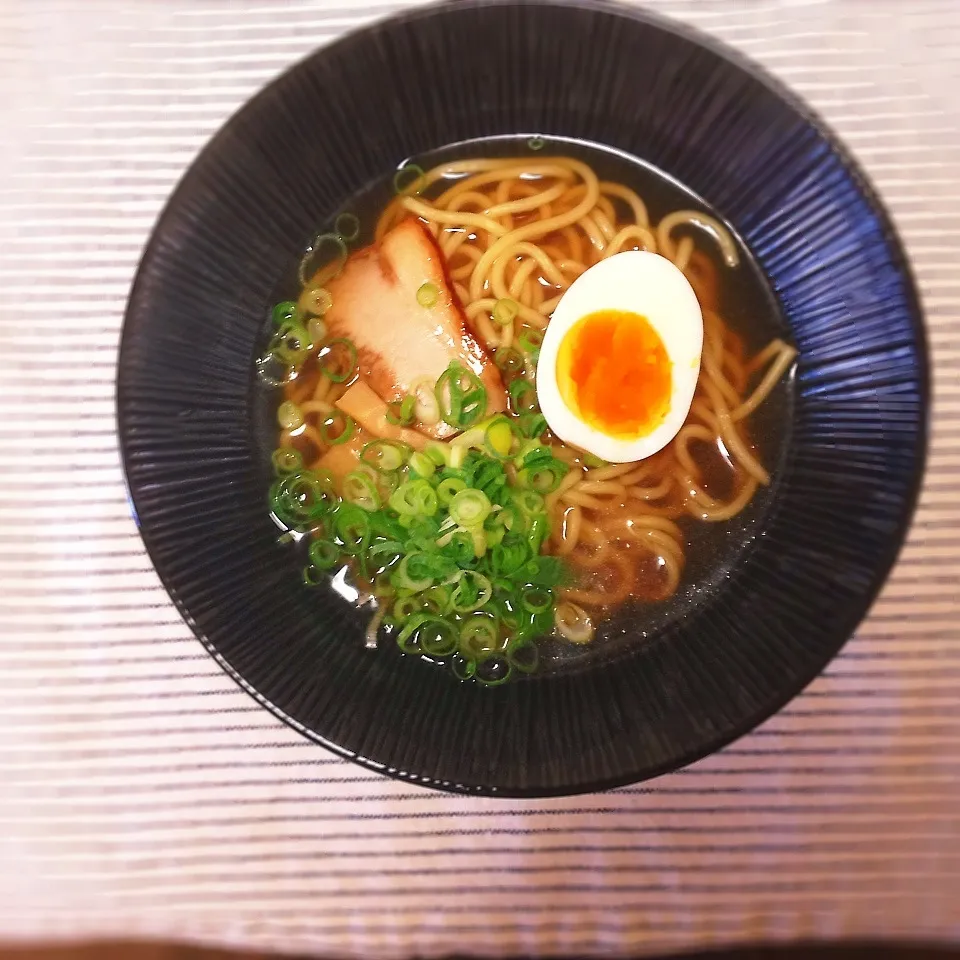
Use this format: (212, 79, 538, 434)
(483, 416, 514, 459)
(446, 570, 493, 613)
(518, 411, 547, 439)
(277, 400, 304, 431)
(522, 587, 552, 615)
(518, 328, 544, 354)
(449, 488, 492, 528)
(474, 657, 512, 686)
(272, 301, 299, 327)
(308, 538, 339, 571)
(459, 616, 500, 660)
(334, 212, 360, 242)
(307, 315, 328, 344)
(301, 286, 333, 317)
(408, 451, 436, 478)
(389, 478, 439, 517)
(494, 346, 525, 376)
(416, 281, 439, 308)
(492, 298, 519, 327)
(298, 232, 348, 287)
(271, 447, 303, 475)
(360, 439, 408, 473)
(437, 477, 467, 506)
(319, 410, 355, 446)
(317, 337, 358, 383)
(334, 503, 372, 554)
(508, 378, 538, 413)
(393, 163, 426, 197)
(385, 394, 416, 426)
(434, 362, 488, 429)
(506, 636, 540, 673)
(342, 470, 381, 512)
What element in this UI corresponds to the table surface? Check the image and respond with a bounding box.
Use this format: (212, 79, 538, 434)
(1, 0, 959, 956)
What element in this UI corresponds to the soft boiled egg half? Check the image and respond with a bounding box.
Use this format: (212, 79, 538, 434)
(537, 251, 703, 463)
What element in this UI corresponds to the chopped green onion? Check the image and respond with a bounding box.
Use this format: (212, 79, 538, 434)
(398, 614, 458, 657)
(435, 362, 488, 429)
(451, 655, 477, 681)
(492, 298, 519, 327)
(416, 281, 439, 308)
(272, 301, 299, 327)
(334, 212, 360, 242)
(319, 410, 355, 446)
(449, 488, 492, 528)
(360, 439, 408, 473)
(334, 503, 372, 554)
(408, 451, 436, 478)
(390, 479, 438, 517)
(517, 456, 567, 494)
(317, 337, 358, 383)
(271, 447, 303, 475)
(308, 538, 339, 571)
(446, 570, 493, 613)
(424, 442, 449, 467)
(522, 588, 552, 614)
(506, 636, 539, 673)
(307, 315, 328, 344)
(514, 490, 545, 515)
(270, 470, 338, 528)
(298, 233, 348, 287)
(508, 378, 538, 413)
(391, 553, 435, 592)
(583, 452, 608, 468)
(392, 595, 422, 621)
(301, 287, 333, 316)
(272, 319, 312, 366)
(343, 470, 381, 511)
(474, 657, 512, 686)
(494, 346, 525, 376)
(386, 394, 416, 426)
(437, 477, 467, 505)
(484, 416, 514, 459)
(277, 400, 304, 431)
(518, 411, 548, 439)
(527, 136, 546, 151)
(393, 163, 426, 197)
(459, 616, 500, 660)
(518, 328, 544, 354)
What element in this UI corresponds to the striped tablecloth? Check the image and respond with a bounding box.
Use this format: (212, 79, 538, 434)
(1, 0, 958, 955)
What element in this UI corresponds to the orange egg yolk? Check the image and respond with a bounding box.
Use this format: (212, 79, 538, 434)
(556, 309, 672, 439)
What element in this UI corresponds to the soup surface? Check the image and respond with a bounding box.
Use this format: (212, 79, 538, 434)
(256, 136, 797, 682)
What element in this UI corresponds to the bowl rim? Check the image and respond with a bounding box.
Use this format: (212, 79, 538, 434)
(116, 0, 930, 797)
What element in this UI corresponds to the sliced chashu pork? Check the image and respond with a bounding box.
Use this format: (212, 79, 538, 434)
(323, 217, 507, 439)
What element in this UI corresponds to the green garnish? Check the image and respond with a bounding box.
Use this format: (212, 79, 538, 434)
(317, 338, 358, 383)
(298, 233, 348, 287)
(334, 212, 360, 242)
(393, 163, 426, 196)
(492, 298, 519, 326)
(270, 395, 571, 681)
(416, 282, 439, 308)
(435, 362, 488, 429)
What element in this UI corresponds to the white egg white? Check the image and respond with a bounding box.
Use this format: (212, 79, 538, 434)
(537, 251, 703, 463)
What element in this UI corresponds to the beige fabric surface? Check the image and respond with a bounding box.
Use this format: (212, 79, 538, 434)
(1, 0, 958, 956)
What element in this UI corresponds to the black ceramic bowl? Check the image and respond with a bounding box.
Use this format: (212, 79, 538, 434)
(117, 0, 927, 796)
